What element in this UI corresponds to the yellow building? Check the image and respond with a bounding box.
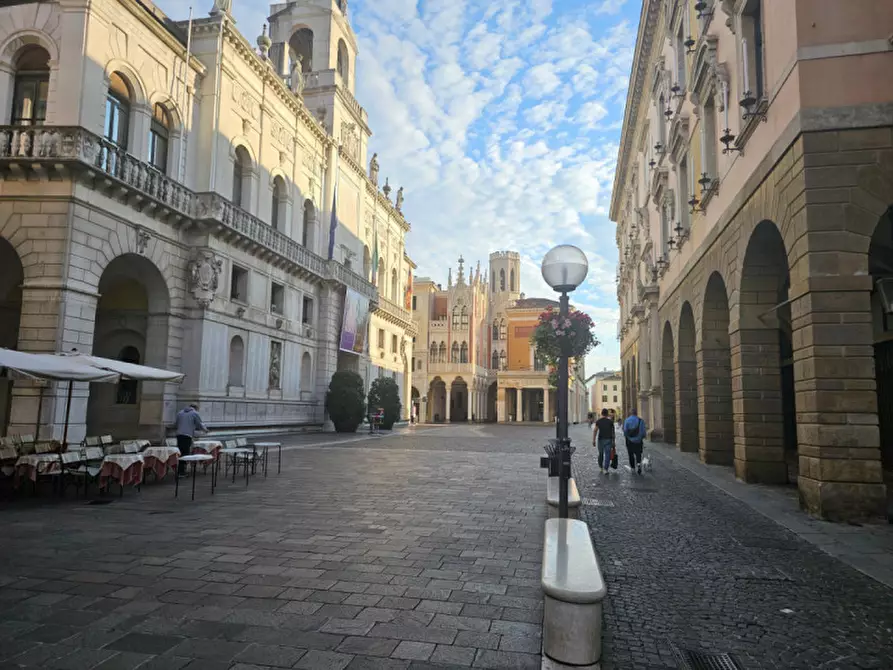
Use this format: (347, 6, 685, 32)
(590, 371, 622, 421)
(411, 252, 587, 423)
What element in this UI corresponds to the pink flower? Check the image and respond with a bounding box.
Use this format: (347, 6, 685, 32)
(564, 319, 571, 328)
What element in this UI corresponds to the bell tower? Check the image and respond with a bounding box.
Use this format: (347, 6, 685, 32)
(488, 251, 521, 303)
(267, 1, 366, 139)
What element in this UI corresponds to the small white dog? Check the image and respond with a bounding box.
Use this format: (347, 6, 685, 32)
(640, 453, 653, 473)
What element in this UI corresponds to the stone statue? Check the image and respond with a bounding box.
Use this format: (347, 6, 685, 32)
(369, 153, 379, 186)
(290, 54, 304, 97)
(269, 343, 282, 390)
(210, 0, 232, 16)
(395, 187, 404, 212)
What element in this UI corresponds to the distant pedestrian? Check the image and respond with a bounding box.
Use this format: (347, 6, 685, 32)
(592, 408, 615, 475)
(623, 408, 646, 474)
(175, 403, 207, 477)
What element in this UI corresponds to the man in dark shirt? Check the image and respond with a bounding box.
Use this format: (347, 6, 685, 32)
(592, 408, 615, 474)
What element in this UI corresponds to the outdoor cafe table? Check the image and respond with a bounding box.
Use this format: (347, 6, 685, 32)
(100, 454, 144, 490)
(191, 439, 223, 460)
(253, 441, 282, 475)
(141, 446, 180, 480)
(14, 453, 61, 485)
(177, 454, 215, 501)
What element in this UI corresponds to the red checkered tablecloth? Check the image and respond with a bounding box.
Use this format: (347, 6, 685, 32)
(141, 447, 180, 479)
(100, 454, 144, 488)
(14, 454, 61, 485)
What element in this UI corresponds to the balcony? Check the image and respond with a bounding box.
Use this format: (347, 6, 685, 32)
(374, 295, 417, 335)
(303, 69, 368, 126)
(0, 125, 376, 302)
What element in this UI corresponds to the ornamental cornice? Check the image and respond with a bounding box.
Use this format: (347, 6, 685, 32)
(609, 0, 662, 221)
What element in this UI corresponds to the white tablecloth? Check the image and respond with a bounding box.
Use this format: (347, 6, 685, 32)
(101, 454, 144, 487)
(141, 446, 180, 479)
(14, 453, 61, 483)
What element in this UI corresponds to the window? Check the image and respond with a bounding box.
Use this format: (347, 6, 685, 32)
(675, 24, 687, 89)
(391, 334, 398, 353)
(302, 296, 313, 325)
(534, 353, 546, 372)
(602, 395, 608, 403)
(271, 177, 286, 230)
(11, 45, 50, 126)
(741, 0, 765, 100)
(461, 306, 468, 327)
(391, 269, 398, 302)
(429, 342, 437, 363)
(451, 342, 459, 364)
(499, 319, 507, 340)
(337, 39, 350, 88)
(491, 272, 496, 292)
(104, 72, 131, 149)
(613, 395, 618, 402)
(411, 357, 415, 371)
(491, 351, 499, 369)
(232, 146, 252, 209)
(460, 342, 468, 364)
(300, 352, 312, 393)
(678, 155, 691, 233)
(438, 342, 446, 363)
(115, 346, 140, 405)
(302, 200, 314, 247)
(613, 384, 617, 391)
(378, 329, 385, 350)
(289, 28, 313, 74)
(492, 321, 499, 340)
(230, 265, 248, 302)
(656, 94, 667, 148)
(510, 269, 515, 291)
(499, 350, 507, 370)
(452, 307, 460, 328)
(270, 281, 284, 314)
(702, 97, 718, 182)
(228, 336, 245, 387)
(412, 296, 417, 311)
(148, 103, 170, 173)
(499, 269, 506, 290)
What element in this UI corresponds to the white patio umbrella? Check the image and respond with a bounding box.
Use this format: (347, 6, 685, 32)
(58, 353, 185, 383)
(0, 348, 120, 448)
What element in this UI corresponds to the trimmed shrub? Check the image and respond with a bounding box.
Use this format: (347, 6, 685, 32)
(326, 370, 366, 433)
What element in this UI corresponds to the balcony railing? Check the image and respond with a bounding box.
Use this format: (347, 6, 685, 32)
(0, 124, 377, 303)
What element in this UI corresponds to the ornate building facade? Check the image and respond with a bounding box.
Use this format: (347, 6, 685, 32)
(612, 0, 893, 520)
(0, 0, 416, 441)
(591, 369, 623, 420)
(411, 251, 587, 424)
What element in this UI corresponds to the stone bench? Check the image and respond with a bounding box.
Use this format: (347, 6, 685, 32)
(541, 518, 607, 668)
(546, 476, 581, 520)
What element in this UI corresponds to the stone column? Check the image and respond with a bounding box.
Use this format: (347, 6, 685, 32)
(543, 387, 551, 423)
(649, 305, 663, 438)
(497, 387, 506, 422)
(314, 282, 343, 429)
(791, 275, 886, 520)
(445, 389, 451, 423)
(467, 390, 473, 422)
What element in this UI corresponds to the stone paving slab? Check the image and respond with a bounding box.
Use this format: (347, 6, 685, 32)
(0, 425, 549, 670)
(571, 425, 893, 670)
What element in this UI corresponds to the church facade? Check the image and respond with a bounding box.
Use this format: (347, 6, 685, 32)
(410, 252, 587, 424)
(0, 0, 415, 441)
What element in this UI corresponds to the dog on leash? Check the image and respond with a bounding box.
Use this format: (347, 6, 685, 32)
(640, 453, 653, 473)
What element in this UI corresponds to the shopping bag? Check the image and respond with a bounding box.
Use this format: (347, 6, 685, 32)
(610, 446, 618, 469)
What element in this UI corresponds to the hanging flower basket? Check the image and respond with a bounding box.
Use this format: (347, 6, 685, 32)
(532, 307, 599, 364)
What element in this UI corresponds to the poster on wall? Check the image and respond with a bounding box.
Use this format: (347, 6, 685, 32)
(339, 288, 371, 355)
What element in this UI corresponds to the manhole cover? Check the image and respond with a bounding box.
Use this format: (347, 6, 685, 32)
(87, 499, 114, 506)
(582, 498, 615, 507)
(672, 646, 744, 670)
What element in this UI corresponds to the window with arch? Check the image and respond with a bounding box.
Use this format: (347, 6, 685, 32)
(429, 342, 437, 363)
(271, 176, 286, 230)
(510, 269, 515, 291)
(11, 45, 50, 125)
(438, 342, 446, 363)
(499, 269, 506, 290)
(451, 307, 460, 328)
(115, 346, 140, 405)
(657, 93, 667, 147)
(232, 146, 252, 209)
(460, 306, 468, 327)
(148, 103, 171, 173)
(105, 72, 132, 150)
(289, 28, 313, 73)
(302, 200, 314, 247)
(300, 352, 313, 393)
(499, 319, 507, 340)
(337, 39, 350, 87)
(491, 350, 499, 369)
(391, 269, 398, 301)
(228, 336, 245, 386)
(491, 272, 496, 292)
(499, 350, 507, 370)
(492, 321, 499, 340)
(460, 342, 468, 364)
(451, 342, 459, 364)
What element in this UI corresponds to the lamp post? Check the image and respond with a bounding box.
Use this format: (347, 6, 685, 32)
(541, 245, 589, 519)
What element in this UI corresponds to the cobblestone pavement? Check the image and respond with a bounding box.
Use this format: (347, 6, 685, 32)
(0, 425, 549, 670)
(571, 424, 893, 670)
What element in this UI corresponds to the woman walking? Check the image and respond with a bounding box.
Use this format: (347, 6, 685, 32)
(592, 408, 615, 475)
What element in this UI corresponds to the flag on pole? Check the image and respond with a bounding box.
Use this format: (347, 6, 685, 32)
(327, 190, 337, 260)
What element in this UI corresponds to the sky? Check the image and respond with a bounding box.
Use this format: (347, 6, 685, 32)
(155, 0, 638, 378)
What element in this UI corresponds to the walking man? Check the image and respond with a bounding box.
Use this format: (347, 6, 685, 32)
(176, 403, 207, 477)
(623, 408, 646, 474)
(593, 408, 615, 475)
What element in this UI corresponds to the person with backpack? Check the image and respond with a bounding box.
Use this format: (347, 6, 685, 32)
(592, 408, 615, 475)
(623, 408, 647, 474)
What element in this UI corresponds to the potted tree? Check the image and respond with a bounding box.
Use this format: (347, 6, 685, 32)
(326, 370, 366, 433)
(367, 377, 402, 430)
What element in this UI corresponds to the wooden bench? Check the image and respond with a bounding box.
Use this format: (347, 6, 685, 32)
(541, 518, 607, 667)
(546, 476, 582, 520)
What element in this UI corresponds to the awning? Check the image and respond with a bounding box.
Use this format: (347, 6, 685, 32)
(0, 348, 120, 383)
(60, 354, 185, 383)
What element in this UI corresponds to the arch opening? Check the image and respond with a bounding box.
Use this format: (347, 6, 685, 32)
(11, 44, 50, 126)
(428, 376, 446, 423)
(450, 377, 469, 422)
(0, 238, 24, 436)
(677, 302, 699, 454)
(870, 206, 893, 474)
(700, 272, 734, 465)
(661, 322, 676, 444)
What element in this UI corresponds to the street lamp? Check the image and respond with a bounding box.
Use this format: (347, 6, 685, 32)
(541, 245, 589, 519)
